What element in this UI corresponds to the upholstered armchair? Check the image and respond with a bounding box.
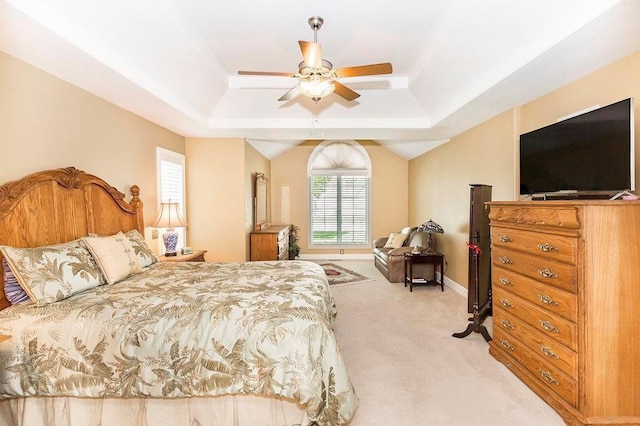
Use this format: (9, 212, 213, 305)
(373, 227, 429, 282)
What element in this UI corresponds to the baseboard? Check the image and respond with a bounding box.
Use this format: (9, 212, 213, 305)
(439, 273, 467, 298)
(300, 255, 469, 298)
(299, 254, 374, 260)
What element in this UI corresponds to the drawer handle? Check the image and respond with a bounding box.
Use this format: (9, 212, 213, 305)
(499, 256, 513, 264)
(499, 277, 513, 286)
(539, 370, 560, 386)
(499, 235, 512, 243)
(537, 294, 558, 306)
(539, 320, 560, 333)
(499, 298, 514, 308)
(540, 345, 560, 360)
(500, 339, 515, 351)
(500, 319, 515, 330)
(537, 268, 558, 279)
(537, 243, 558, 252)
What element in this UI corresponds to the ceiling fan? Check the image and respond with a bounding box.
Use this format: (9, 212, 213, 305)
(237, 16, 393, 102)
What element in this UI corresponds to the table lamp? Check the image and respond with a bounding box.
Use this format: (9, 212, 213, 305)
(421, 219, 444, 253)
(152, 201, 187, 256)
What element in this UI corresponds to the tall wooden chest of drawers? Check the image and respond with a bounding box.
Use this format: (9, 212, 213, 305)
(488, 201, 640, 425)
(250, 224, 289, 261)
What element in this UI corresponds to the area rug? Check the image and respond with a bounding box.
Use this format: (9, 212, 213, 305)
(319, 263, 372, 286)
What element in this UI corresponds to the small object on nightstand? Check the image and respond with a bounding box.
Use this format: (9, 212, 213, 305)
(181, 247, 193, 255)
(160, 249, 206, 262)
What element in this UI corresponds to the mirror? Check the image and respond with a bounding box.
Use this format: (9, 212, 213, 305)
(255, 173, 269, 231)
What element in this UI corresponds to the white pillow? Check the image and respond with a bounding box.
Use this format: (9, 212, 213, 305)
(82, 232, 142, 284)
(383, 232, 408, 249)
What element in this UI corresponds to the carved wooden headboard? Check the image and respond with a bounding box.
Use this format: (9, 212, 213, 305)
(0, 167, 144, 310)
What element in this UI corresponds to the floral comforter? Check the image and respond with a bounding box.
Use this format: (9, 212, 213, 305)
(0, 260, 358, 425)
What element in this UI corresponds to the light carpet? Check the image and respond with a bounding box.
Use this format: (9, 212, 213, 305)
(319, 262, 372, 286)
(323, 259, 564, 426)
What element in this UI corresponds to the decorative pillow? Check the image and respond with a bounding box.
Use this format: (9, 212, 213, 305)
(82, 232, 142, 284)
(88, 229, 159, 268)
(0, 241, 105, 307)
(383, 232, 408, 249)
(125, 229, 159, 268)
(2, 258, 30, 305)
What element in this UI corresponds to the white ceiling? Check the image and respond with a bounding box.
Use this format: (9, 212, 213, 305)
(1, 0, 639, 159)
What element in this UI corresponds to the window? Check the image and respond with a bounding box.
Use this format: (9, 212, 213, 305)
(308, 141, 371, 247)
(156, 147, 186, 253)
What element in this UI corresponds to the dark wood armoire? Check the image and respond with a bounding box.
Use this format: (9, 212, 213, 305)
(453, 184, 492, 341)
(467, 184, 492, 317)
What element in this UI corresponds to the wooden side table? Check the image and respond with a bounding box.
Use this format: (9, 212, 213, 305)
(159, 250, 207, 262)
(404, 252, 445, 292)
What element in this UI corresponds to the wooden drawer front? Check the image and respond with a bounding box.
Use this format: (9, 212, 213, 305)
(494, 307, 577, 378)
(491, 226, 577, 265)
(493, 327, 577, 407)
(489, 205, 581, 230)
(492, 246, 576, 293)
(493, 266, 577, 322)
(493, 287, 577, 350)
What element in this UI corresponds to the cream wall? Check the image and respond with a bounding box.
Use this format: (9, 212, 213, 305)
(0, 51, 184, 240)
(271, 140, 408, 256)
(185, 138, 247, 262)
(244, 142, 271, 260)
(409, 110, 516, 287)
(409, 49, 640, 290)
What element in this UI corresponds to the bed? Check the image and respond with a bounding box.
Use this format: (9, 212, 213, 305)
(0, 167, 358, 426)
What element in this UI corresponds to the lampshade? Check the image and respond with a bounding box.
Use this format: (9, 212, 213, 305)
(152, 202, 187, 256)
(298, 76, 335, 102)
(422, 219, 444, 234)
(152, 202, 187, 230)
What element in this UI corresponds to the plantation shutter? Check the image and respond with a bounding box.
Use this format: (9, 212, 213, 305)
(308, 141, 371, 247)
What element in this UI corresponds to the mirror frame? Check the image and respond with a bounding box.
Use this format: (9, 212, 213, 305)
(254, 173, 269, 231)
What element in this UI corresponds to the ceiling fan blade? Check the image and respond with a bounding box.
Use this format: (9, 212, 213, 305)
(238, 70, 295, 77)
(298, 41, 323, 68)
(238, 71, 295, 77)
(333, 82, 360, 101)
(335, 63, 393, 78)
(278, 86, 299, 102)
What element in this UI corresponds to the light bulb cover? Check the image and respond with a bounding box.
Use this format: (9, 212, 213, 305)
(298, 77, 335, 102)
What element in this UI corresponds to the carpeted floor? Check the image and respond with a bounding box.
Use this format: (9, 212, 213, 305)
(321, 259, 564, 426)
(319, 262, 372, 286)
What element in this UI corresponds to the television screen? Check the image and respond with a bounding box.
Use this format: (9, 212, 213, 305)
(519, 98, 634, 196)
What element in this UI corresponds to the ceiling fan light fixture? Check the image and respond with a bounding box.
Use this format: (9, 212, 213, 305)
(298, 76, 335, 102)
(237, 16, 392, 103)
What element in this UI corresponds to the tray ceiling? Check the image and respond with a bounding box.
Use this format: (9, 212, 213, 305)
(1, 0, 639, 159)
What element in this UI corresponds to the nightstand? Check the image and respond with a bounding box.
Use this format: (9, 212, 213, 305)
(159, 250, 207, 262)
(404, 251, 445, 292)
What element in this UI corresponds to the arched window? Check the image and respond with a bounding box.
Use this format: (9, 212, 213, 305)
(308, 140, 371, 247)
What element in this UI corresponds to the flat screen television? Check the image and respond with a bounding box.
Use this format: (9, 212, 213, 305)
(519, 98, 635, 197)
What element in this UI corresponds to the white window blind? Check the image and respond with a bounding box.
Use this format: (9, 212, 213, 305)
(308, 141, 371, 247)
(156, 147, 186, 253)
(310, 175, 369, 245)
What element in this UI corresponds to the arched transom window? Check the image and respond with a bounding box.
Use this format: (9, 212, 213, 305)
(308, 140, 371, 247)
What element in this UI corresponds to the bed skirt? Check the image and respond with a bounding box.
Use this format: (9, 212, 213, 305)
(0, 395, 310, 426)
